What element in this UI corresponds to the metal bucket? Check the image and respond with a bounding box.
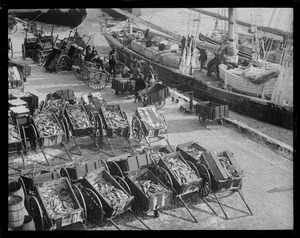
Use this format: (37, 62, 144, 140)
(8, 195, 25, 228)
(8, 181, 25, 204)
(22, 215, 35, 230)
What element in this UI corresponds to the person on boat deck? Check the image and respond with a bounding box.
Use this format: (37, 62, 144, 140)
(143, 61, 154, 81)
(181, 36, 186, 55)
(109, 47, 117, 78)
(187, 34, 191, 47)
(207, 54, 220, 80)
(199, 49, 208, 71)
(134, 73, 146, 103)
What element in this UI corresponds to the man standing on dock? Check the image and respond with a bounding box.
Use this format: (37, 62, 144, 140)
(109, 47, 117, 79)
(143, 61, 154, 81)
(199, 49, 207, 71)
(181, 35, 186, 55)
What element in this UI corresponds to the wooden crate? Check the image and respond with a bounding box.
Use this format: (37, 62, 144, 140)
(126, 168, 173, 212)
(35, 177, 84, 230)
(195, 101, 229, 120)
(112, 77, 131, 93)
(176, 141, 207, 164)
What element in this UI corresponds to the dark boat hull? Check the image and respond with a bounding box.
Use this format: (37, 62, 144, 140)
(103, 32, 293, 130)
(9, 9, 87, 28)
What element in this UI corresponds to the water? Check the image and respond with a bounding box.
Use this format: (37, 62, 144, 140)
(136, 8, 293, 38)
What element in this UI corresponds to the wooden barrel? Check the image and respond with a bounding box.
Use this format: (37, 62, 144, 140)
(8, 181, 25, 204)
(8, 195, 25, 228)
(22, 215, 35, 230)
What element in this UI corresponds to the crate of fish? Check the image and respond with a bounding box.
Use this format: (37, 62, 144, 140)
(9, 90, 39, 115)
(40, 95, 63, 115)
(158, 152, 201, 196)
(80, 92, 107, 114)
(125, 168, 173, 217)
(99, 104, 130, 139)
(33, 177, 84, 230)
(9, 99, 30, 126)
(31, 112, 66, 147)
(176, 141, 211, 197)
(132, 106, 173, 150)
(143, 145, 172, 164)
(9, 124, 24, 153)
(64, 103, 94, 137)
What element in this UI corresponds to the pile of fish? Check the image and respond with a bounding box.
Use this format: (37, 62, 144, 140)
(135, 179, 169, 198)
(182, 145, 203, 160)
(165, 156, 198, 184)
(66, 104, 92, 129)
(9, 124, 21, 143)
(149, 150, 168, 164)
(37, 178, 76, 220)
(219, 156, 239, 178)
(88, 173, 129, 207)
(34, 113, 64, 137)
(104, 110, 128, 129)
(44, 99, 63, 113)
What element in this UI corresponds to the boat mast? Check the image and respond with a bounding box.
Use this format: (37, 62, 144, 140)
(224, 8, 238, 64)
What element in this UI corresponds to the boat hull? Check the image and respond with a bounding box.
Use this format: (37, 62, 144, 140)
(104, 32, 293, 130)
(9, 9, 87, 28)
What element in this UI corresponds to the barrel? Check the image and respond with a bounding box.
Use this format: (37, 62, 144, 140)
(22, 215, 36, 230)
(8, 195, 25, 228)
(9, 181, 25, 204)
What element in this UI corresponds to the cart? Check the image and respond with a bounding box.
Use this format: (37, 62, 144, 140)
(157, 152, 217, 222)
(29, 111, 73, 165)
(75, 168, 150, 230)
(9, 123, 26, 169)
(72, 58, 97, 81)
(176, 141, 252, 219)
(98, 104, 133, 156)
(106, 151, 174, 221)
(8, 66, 24, 92)
(32, 35, 58, 66)
(131, 106, 173, 150)
(64, 102, 101, 155)
(28, 177, 85, 230)
(195, 101, 229, 126)
(111, 76, 135, 99)
(9, 90, 39, 115)
(139, 83, 169, 109)
(81, 67, 110, 91)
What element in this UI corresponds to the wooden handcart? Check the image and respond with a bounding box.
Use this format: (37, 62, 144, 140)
(195, 101, 229, 126)
(63, 102, 102, 156)
(177, 141, 253, 219)
(131, 106, 173, 150)
(8, 66, 25, 92)
(97, 104, 133, 156)
(111, 76, 135, 98)
(157, 151, 217, 222)
(29, 111, 73, 165)
(73, 167, 150, 230)
(106, 152, 173, 222)
(9, 122, 26, 169)
(28, 176, 85, 230)
(139, 83, 169, 109)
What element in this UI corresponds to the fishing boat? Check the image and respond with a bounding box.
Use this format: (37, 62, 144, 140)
(101, 8, 293, 130)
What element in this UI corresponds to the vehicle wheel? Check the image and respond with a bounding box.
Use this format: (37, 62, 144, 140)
(96, 114, 104, 144)
(197, 163, 211, 197)
(87, 111, 97, 138)
(99, 159, 109, 172)
(22, 44, 26, 60)
(60, 167, 71, 182)
(57, 55, 71, 71)
(132, 116, 143, 143)
(72, 184, 87, 222)
(107, 161, 124, 177)
(28, 196, 44, 230)
(199, 112, 208, 127)
(186, 160, 200, 177)
(88, 71, 109, 91)
(113, 175, 132, 195)
(81, 66, 90, 83)
(151, 167, 173, 191)
(73, 68, 82, 78)
(32, 49, 45, 65)
(217, 118, 224, 126)
(154, 97, 166, 109)
(81, 187, 104, 225)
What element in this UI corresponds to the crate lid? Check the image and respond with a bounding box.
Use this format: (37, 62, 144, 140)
(9, 98, 27, 106)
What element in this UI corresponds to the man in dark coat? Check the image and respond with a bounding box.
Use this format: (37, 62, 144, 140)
(109, 47, 117, 78)
(134, 73, 146, 103)
(199, 49, 208, 71)
(143, 61, 154, 81)
(181, 35, 186, 55)
(207, 54, 220, 79)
